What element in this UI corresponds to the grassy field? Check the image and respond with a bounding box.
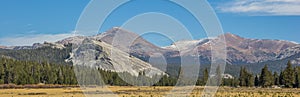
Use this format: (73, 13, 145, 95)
(0, 86, 300, 97)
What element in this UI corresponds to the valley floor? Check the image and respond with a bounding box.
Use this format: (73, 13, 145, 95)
(0, 86, 300, 97)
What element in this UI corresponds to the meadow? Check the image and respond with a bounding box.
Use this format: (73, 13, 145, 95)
(0, 86, 300, 97)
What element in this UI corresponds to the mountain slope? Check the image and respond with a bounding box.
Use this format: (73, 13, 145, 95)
(163, 33, 299, 64)
(0, 46, 6, 49)
(1, 27, 299, 76)
(4, 27, 299, 66)
(56, 27, 172, 62)
(94, 27, 171, 61)
(71, 38, 165, 77)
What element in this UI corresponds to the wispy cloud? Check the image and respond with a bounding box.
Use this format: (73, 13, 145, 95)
(0, 32, 75, 46)
(217, 0, 300, 16)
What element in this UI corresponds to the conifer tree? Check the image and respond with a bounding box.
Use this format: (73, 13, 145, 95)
(273, 72, 280, 86)
(254, 75, 260, 87)
(239, 67, 247, 86)
(260, 65, 273, 87)
(282, 61, 295, 88)
(239, 67, 253, 87)
(0, 60, 5, 84)
(239, 67, 245, 86)
(295, 67, 300, 88)
(247, 73, 254, 87)
(202, 68, 209, 85)
(279, 70, 284, 86)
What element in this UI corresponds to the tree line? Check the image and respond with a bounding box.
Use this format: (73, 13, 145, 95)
(1, 57, 300, 88)
(0, 57, 77, 85)
(0, 46, 72, 65)
(0, 57, 178, 86)
(219, 61, 300, 88)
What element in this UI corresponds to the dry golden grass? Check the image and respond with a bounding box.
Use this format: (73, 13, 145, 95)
(0, 86, 299, 97)
(0, 87, 85, 97)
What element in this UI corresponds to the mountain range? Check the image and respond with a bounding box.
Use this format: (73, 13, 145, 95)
(57, 27, 300, 65)
(1, 27, 300, 76)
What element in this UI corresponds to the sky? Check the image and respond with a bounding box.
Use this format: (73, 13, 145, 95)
(0, 0, 299, 46)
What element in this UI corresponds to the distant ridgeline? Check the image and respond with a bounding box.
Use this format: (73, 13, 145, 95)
(0, 45, 72, 65)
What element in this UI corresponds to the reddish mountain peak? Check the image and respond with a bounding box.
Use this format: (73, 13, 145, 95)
(0, 46, 6, 49)
(98, 27, 166, 56)
(100, 27, 152, 44)
(103, 27, 139, 36)
(219, 33, 245, 46)
(223, 33, 243, 40)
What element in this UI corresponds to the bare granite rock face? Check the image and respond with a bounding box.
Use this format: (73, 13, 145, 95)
(71, 38, 166, 77)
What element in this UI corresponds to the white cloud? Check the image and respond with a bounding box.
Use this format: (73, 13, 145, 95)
(217, 0, 300, 15)
(0, 32, 75, 46)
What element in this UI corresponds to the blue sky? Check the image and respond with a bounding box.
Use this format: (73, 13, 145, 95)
(0, 0, 299, 46)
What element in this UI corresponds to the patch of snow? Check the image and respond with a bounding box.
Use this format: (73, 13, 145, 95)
(291, 41, 299, 44)
(278, 40, 299, 44)
(162, 38, 210, 50)
(113, 27, 120, 29)
(207, 37, 217, 39)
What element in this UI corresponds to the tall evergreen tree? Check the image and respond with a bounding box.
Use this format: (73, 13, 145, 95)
(273, 72, 280, 86)
(260, 65, 273, 87)
(3, 62, 9, 84)
(239, 67, 254, 87)
(202, 68, 209, 85)
(282, 61, 295, 88)
(279, 70, 284, 86)
(295, 67, 300, 88)
(239, 67, 246, 86)
(247, 73, 254, 87)
(0, 60, 5, 84)
(254, 75, 260, 87)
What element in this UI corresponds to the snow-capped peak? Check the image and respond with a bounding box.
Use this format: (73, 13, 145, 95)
(291, 41, 299, 44)
(162, 38, 210, 50)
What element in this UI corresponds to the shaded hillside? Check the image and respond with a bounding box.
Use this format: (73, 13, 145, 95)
(0, 45, 72, 65)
